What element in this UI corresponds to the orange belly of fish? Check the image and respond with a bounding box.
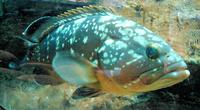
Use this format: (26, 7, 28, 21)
(95, 71, 138, 95)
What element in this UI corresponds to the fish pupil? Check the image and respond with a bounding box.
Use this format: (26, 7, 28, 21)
(146, 45, 159, 59)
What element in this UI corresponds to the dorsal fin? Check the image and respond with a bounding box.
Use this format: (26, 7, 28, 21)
(22, 16, 52, 42)
(57, 5, 115, 18)
(22, 16, 59, 45)
(21, 5, 115, 47)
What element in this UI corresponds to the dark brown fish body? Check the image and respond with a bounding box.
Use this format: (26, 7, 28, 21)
(20, 5, 190, 97)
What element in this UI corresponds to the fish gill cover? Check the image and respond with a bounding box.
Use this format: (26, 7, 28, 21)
(0, 0, 199, 110)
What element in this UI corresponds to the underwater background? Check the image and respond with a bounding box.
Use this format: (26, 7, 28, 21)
(0, 0, 200, 110)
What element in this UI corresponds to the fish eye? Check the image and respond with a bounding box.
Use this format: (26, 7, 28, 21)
(146, 44, 160, 59)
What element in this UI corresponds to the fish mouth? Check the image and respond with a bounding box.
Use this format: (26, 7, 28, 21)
(122, 61, 190, 92)
(138, 60, 190, 86)
(161, 61, 190, 80)
(157, 61, 190, 87)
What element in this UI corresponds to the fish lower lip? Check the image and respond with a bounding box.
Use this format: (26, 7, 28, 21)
(160, 70, 190, 80)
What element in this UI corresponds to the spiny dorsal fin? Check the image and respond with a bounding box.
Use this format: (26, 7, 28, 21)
(57, 5, 115, 18)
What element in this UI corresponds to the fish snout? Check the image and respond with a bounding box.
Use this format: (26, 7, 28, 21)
(162, 52, 187, 72)
(161, 60, 190, 80)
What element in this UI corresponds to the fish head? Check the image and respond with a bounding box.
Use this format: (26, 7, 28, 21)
(98, 18, 190, 93)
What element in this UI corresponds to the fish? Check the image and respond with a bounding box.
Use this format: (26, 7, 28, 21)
(17, 74, 63, 86)
(0, 50, 19, 69)
(18, 5, 190, 99)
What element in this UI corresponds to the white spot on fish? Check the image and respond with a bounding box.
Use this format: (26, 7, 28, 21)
(103, 59, 110, 64)
(89, 56, 93, 60)
(98, 24, 106, 31)
(81, 53, 84, 57)
(126, 59, 138, 65)
(128, 50, 134, 55)
(98, 46, 105, 52)
(116, 41, 128, 49)
(92, 60, 98, 65)
(56, 37, 60, 42)
(103, 52, 108, 58)
(122, 36, 129, 41)
(55, 25, 64, 33)
(100, 33, 107, 40)
(105, 39, 114, 45)
(133, 36, 148, 46)
(70, 48, 74, 54)
(95, 25, 98, 30)
(69, 38, 74, 45)
(94, 30, 99, 35)
(92, 18, 95, 22)
(50, 36, 55, 41)
(105, 28, 108, 33)
(99, 16, 112, 22)
(74, 18, 86, 24)
(135, 28, 146, 35)
(115, 20, 136, 27)
(62, 43, 65, 48)
(84, 24, 88, 29)
(83, 36, 88, 44)
(69, 31, 72, 36)
(112, 57, 117, 62)
(151, 35, 163, 42)
(120, 53, 125, 57)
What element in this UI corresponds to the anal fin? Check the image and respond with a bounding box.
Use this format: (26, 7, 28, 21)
(72, 86, 103, 99)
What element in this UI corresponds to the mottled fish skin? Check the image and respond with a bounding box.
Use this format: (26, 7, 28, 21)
(29, 12, 167, 68)
(24, 7, 190, 95)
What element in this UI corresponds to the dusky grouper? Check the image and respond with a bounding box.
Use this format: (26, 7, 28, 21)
(18, 5, 190, 98)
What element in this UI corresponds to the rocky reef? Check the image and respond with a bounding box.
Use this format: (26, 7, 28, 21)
(0, 0, 200, 110)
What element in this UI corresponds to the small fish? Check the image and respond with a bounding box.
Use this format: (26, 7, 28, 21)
(17, 74, 63, 86)
(0, 50, 19, 69)
(19, 5, 190, 98)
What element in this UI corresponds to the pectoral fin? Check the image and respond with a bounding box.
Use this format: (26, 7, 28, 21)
(72, 86, 102, 99)
(52, 51, 97, 85)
